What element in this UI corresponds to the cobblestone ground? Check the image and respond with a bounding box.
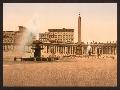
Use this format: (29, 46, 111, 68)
(3, 57, 117, 87)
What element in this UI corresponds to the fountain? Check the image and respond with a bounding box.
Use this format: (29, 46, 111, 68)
(14, 35, 44, 61)
(14, 14, 59, 61)
(31, 40, 44, 61)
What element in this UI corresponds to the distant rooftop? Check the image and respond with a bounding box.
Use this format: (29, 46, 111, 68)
(3, 31, 15, 32)
(48, 28, 74, 32)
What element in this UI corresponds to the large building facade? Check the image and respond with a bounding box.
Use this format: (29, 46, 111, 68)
(3, 26, 36, 52)
(48, 28, 74, 43)
(3, 26, 26, 51)
(39, 32, 50, 43)
(3, 30, 117, 57)
(39, 28, 74, 43)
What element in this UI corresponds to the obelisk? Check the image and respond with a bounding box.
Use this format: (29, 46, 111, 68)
(78, 12, 81, 44)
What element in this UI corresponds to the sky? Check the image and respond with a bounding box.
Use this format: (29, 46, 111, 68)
(3, 3, 117, 43)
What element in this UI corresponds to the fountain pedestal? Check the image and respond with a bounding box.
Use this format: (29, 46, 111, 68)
(31, 40, 44, 61)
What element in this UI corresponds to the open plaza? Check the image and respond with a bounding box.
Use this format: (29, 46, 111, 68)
(3, 54, 117, 87)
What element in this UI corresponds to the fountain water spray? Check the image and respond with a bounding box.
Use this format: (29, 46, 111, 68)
(15, 14, 40, 57)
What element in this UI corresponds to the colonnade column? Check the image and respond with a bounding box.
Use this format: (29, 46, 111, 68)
(65, 46, 67, 55)
(71, 45, 73, 55)
(101, 46, 103, 55)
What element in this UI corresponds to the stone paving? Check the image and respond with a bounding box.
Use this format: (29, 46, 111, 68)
(3, 57, 117, 87)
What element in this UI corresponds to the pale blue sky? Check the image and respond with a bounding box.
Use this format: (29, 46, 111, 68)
(3, 3, 117, 43)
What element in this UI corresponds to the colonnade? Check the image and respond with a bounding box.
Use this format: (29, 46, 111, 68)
(41, 43, 117, 56)
(42, 44, 77, 56)
(3, 44, 14, 51)
(3, 43, 117, 55)
(87, 45, 117, 55)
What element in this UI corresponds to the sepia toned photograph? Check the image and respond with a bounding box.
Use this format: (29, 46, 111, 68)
(3, 3, 117, 87)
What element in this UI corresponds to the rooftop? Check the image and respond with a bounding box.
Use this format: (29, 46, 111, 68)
(48, 28, 74, 32)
